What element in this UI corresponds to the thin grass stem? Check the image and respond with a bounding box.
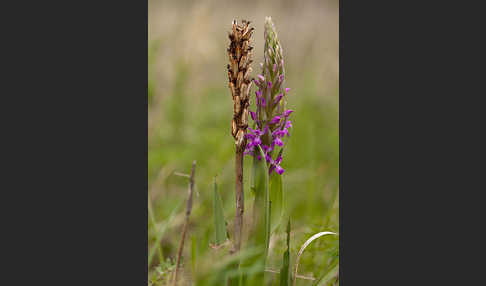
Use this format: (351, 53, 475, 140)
(172, 160, 196, 286)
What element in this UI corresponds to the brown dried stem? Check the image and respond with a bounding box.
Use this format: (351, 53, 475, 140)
(227, 19, 254, 254)
(172, 160, 196, 286)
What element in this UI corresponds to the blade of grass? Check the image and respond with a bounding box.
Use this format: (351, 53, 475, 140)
(250, 145, 270, 256)
(148, 194, 163, 263)
(173, 160, 196, 286)
(243, 145, 270, 285)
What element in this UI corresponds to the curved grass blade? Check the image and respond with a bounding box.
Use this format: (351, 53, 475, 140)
(293, 231, 338, 286)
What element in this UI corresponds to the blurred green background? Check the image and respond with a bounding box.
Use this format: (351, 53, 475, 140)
(148, 0, 338, 284)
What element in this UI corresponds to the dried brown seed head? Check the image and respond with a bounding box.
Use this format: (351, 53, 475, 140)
(227, 19, 253, 150)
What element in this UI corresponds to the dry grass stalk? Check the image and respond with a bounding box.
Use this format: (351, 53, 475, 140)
(172, 160, 196, 286)
(227, 19, 254, 253)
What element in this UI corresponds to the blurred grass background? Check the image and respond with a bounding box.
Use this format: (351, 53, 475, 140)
(148, 0, 338, 284)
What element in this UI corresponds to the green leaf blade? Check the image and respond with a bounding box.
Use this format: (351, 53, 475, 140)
(243, 145, 271, 286)
(253, 145, 270, 257)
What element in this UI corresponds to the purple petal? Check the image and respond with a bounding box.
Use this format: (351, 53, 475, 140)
(265, 153, 273, 163)
(273, 137, 284, 147)
(269, 164, 276, 174)
(285, 88, 291, 93)
(274, 93, 284, 105)
(245, 133, 255, 139)
(279, 74, 284, 82)
(269, 116, 281, 124)
(268, 81, 272, 89)
(244, 145, 255, 154)
(253, 137, 261, 145)
(283, 109, 294, 117)
(275, 165, 285, 175)
(250, 111, 257, 121)
(249, 128, 262, 137)
(272, 129, 285, 138)
(261, 145, 268, 152)
(285, 120, 292, 129)
(244, 146, 255, 155)
(256, 90, 262, 98)
(268, 143, 274, 152)
(260, 97, 266, 107)
(258, 74, 265, 82)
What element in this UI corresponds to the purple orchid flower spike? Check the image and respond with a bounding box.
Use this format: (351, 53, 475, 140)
(243, 16, 295, 175)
